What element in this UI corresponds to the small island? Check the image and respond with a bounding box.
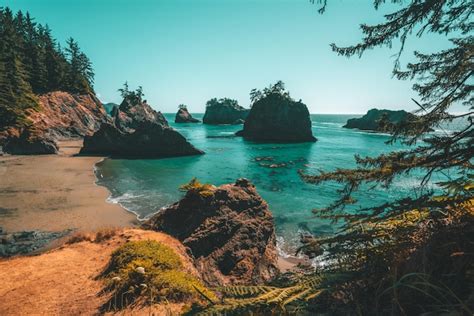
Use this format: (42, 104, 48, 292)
(236, 81, 316, 143)
(80, 84, 204, 158)
(343, 108, 416, 132)
(175, 104, 200, 123)
(202, 98, 249, 125)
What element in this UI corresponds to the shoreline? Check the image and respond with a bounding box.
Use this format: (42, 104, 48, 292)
(0, 140, 137, 234)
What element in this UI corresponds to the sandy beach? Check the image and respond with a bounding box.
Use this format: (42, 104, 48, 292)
(0, 140, 137, 233)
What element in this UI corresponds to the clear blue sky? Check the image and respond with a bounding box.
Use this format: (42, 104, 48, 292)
(3, 0, 456, 113)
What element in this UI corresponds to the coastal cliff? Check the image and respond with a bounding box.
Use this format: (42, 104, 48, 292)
(1, 91, 108, 154)
(144, 178, 279, 286)
(202, 98, 249, 125)
(80, 97, 203, 157)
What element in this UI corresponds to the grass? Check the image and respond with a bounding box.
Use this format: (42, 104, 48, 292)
(101, 240, 217, 311)
(179, 178, 215, 198)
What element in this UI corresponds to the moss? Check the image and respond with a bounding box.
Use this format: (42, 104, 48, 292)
(180, 178, 215, 198)
(102, 240, 216, 310)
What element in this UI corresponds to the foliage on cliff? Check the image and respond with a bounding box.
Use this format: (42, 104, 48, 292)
(0, 7, 94, 129)
(249, 80, 292, 105)
(101, 240, 216, 311)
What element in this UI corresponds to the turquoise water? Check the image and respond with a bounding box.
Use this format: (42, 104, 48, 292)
(95, 114, 440, 255)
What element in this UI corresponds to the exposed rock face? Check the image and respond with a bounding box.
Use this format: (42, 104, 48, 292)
(343, 108, 414, 131)
(3, 129, 58, 155)
(203, 98, 249, 125)
(175, 108, 200, 123)
(1, 91, 108, 154)
(80, 98, 203, 158)
(30, 91, 108, 139)
(144, 178, 279, 286)
(236, 94, 316, 143)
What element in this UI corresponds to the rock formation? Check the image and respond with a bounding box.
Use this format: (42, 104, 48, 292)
(343, 108, 415, 131)
(1, 91, 109, 154)
(144, 178, 279, 286)
(80, 98, 203, 157)
(236, 93, 316, 143)
(202, 98, 249, 125)
(175, 107, 200, 123)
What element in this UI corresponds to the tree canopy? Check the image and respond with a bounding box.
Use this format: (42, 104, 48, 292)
(0, 7, 94, 129)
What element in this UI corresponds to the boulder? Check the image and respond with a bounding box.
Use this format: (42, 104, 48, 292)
(175, 107, 200, 123)
(144, 178, 279, 286)
(203, 98, 249, 125)
(236, 94, 316, 143)
(80, 98, 203, 158)
(343, 108, 415, 131)
(3, 128, 58, 155)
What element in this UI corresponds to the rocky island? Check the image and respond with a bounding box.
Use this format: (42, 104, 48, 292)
(236, 81, 316, 143)
(202, 97, 249, 124)
(80, 86, 203, 158)
(175, 104, 200, 123)
(343, 108, 416, 131)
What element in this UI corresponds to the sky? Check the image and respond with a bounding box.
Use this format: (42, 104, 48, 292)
(2, 0, 458, 114)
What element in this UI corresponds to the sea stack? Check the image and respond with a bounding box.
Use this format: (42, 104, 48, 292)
(202, 98, 249, 125)
(175, 105, 200, 123)
(144, 178, 279, 286)
(80, 96, 203, 157)
(236, 81, 316, 143)
(343, 108, 416, 131)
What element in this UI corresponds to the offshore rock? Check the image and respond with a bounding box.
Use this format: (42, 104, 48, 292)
(175, 107, 200, 123)
(236, 94, 316, 143)
(343, 108, 415, 131)
(203, 98, 249, 125)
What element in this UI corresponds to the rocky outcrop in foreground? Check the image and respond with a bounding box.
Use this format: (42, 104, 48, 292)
(80, 98, 203, 157)
(343, 108, 415, 131)
(203, 98, 249, 125)
(144, 178, 279, 286)
(175, 107, 200, 123)
(1, 91, 109, 154)
(236, 94, 316, 143)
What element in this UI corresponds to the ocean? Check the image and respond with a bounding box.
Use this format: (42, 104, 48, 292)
(95, 113, 447, 257)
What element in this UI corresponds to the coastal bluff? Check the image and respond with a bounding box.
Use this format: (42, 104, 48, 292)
(343, 108, 416, 131)
(144, 178, 279, 286)
(1, 91, 108, 155)
(202, 98, 249, 125)
(80, 97, 203, 158)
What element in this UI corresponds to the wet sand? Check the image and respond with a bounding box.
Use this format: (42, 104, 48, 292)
(0, 140, 137, 233)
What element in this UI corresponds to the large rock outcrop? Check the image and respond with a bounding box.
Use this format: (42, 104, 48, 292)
(1, 91, 108, 154)
(202, 98, 249, 125)
(80, 98, 203, 157)
(144, 178, 279, 286)
(175, 107, 200, 123)
(343, 108, 415, 131)
(236, 94, 316, 143)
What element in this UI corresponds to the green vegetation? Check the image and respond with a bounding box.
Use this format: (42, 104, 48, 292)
(102, 240, 216, 311)
(205, 97, 239, 109)
(179, 178, 215, 198)
(249, 80, 292, 104)
(0, 7, 94, 129)
(118, 81, 144, 104)
(178, 104, 188, 110)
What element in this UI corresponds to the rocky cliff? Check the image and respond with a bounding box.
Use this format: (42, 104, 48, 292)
(343, 108, 415, 131)
(1, 91, 109, 154)
(202, 98, 249, 125)
(175, 107, 200, 123)
(80, 98, 203, 157)
(236, 94, 316, 143)
(144, 178, 279, 286)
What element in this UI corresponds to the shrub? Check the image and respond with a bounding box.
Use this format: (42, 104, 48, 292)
(101, 240, 216, 311)
(179, 178, 215, 198)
